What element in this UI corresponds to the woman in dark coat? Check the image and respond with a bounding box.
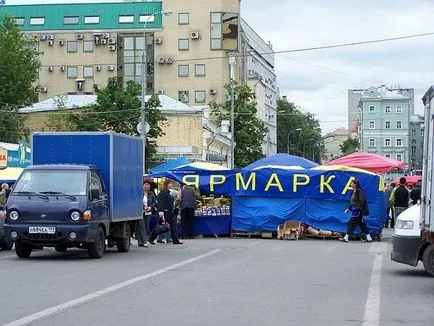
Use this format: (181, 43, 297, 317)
(339, 179, 373, 243)
(137, 180, 157, 247)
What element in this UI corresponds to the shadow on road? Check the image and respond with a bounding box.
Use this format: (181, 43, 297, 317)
(387, 269, 430, 278)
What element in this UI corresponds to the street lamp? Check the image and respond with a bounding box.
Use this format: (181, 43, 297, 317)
(287, 128, 302, 154)
(140, 8, 173, 174)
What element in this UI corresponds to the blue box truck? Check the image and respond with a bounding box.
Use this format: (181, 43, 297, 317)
(4, 132, 143, 259)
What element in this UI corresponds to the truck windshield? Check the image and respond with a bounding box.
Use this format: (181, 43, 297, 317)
(13, 170, 88, 196)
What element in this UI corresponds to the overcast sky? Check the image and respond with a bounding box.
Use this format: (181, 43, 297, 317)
(7, 0, 434, 134)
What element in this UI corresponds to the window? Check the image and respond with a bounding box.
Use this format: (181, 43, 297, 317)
(396, 105, 402, 113)
(195, 64, 205, 77)
(210, 12, 222, 50)
(178, 38, 189, 50)
(396, 139, 403, 147)
(369, 121, 375, 129)
(84, 66, 94, 78)
(67, 41, 77, 53)
(178, 91, 189, 103)
(178, 13, 189, 24)
(90, 171, 104, 198)
(195, 90, 206, 103)
(396, 154, 402, 162)
(369, 105, 375, 113)
(83, 41, 94, 53)
(178, 65, 189, 77)
(412, 146, 416, 156)
(84, 16, 100, 24)
(385, 121, 391, 129)
(119, 15, 134, 23)
(64, 16, 79, 25)
(67, 66, 77, 78)
(30, 17, 45, 25)
(15, 17, 24, 26)
(139, 15, 155, 23)
(385, 154, 391, 158)
(369, 138, 375, 147)
(385, 138, 391, 147)
(396, 121, 402, 129)
(411, 130, 416, 136)
(421, 130, 424, 137)
(412, 139, 416, 145)
(385, 105, 391, 113)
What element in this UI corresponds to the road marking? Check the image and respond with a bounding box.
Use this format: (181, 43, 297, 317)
(362, 254, 383, 326)
(2, 249, 222, 326)
(369, 242, 388, 254)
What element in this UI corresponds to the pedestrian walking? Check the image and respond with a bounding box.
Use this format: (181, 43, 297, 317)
(0, 183, 9, 210)
(385, 182, 396, 228)
(178, 184, 202, 239)
(136, 181, 156, 247)
(339, 179, 373, 243)
(410, 180, 422, 205)
(390, 177, 410, 221)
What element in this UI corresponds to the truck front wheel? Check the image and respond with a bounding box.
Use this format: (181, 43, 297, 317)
(15, 241, 32, 258)
(88, 227, 105, 259)
(422, 244, 434, 277)
(116, 223, 131, 253)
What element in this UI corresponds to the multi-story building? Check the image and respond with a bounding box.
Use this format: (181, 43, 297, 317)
(322, 128, 357, 163)
(359, 86, 410, 165)
(409, 114, 424, 171)
(0, 0, 277, 160)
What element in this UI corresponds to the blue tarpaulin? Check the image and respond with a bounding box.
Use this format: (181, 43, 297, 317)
(148, 157, 191, 177)
(243, 153, 318, 170)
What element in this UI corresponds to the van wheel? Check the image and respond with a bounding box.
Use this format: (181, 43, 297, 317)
(55, 244, 68, 253)
(1, 236, 13, 250)
(116, 223, 131, 253)
(15, 241, 32, 258)
(88, 227, 105, 259)
(422, 244, 434, 277)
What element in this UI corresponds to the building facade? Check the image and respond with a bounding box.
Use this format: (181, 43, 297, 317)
(322, 128, 356, 163)
(409, 114, 424, 171)
(359, 86, 410, 165)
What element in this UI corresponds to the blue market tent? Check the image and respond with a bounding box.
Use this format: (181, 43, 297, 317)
(243, 153, 318, 170)
(148, 157, 191, 177)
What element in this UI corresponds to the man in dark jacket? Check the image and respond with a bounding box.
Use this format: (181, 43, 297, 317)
(410, 180, 422, 205)
(391, 177, 410, 223)
(179, 184, 202, 239)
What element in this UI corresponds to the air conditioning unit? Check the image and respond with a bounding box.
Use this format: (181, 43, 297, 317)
(155, 37, 163, 44)
(40, 86, 48, 93)
(95, 65, 101, 71)
(60, 66, 65, 72)
(58, 39, 64, 46)
(102, 32, 110, 39)
(210, 88, 217, 95)
(190, 32, 200, 39)
(47, 34, 55, 40)
(157, 57, 166, 64)
(48, 40, 54, 46)
(165, 57, 173, 64)
(48, 66, 54, 72)
(107, 65, 115, 71)
(157, 89, 165, 95)
(108, 37, 116, 45)
(76, 34, 84, 40)
(76, 78, 85, 90)
(108, 45, 116, 51)
(101, 39, 107, 45)
(39, 35, 47, 41)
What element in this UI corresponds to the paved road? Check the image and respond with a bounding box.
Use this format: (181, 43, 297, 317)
(0, 231, 432, 326)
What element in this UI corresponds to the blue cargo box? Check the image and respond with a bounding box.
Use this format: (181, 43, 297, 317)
(31, 132, 143, 222)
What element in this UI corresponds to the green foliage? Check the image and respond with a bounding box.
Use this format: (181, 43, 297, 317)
(276, 99, 324, 162)
(0, 14, 39, 143)
(66, 78, 166, 163)
(339, 136, 359, 156)
(210, 82, 267, 168)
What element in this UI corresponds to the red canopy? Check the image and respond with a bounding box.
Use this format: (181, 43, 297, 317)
(326, 151, 405, 174)
(392, 175, 421, 187)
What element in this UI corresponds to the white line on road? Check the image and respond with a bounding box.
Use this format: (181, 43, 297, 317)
(2, 249, 222, 326)
(369, 242, 389, 254)
(0, 254, 16, 260)
(362, 254, 384, 326)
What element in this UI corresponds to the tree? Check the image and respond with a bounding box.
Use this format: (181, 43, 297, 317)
(0, 14, 39, 143)
(66, 77, 166, 164)
(340, 136, 359, 156)
(276, 99, 324, 162)
(210, 82, 267, 168)
(44, 95, 71, 131)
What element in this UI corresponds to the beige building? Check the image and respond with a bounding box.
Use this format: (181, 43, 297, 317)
(322, 128, 358, 163)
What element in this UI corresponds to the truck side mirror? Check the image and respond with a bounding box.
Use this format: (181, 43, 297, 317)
(90, 189, 100, 201)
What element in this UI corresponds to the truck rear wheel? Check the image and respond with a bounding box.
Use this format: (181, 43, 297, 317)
(88, 227, 105, 259)
(422, 244, 434, 277)
(15, 241, 32, 258)
(116, 223, 131, 253)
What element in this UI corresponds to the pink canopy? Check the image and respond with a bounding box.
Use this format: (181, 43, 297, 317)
(392, 175, 421, 187)
(326, 151, 405, 174)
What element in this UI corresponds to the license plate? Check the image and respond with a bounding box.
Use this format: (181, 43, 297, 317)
(29, 226, 56, 234)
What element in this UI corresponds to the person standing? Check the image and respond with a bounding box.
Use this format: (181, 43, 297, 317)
(156, 183, 179, 243)
(137, 181, 156, 247)
(0, 183, 9, 209)
(390, 177, 410, 222)
(339, 179, 373, 243)
(179, 184, 202, 239)
(385, 182, 396, 228)
(410, 180, 422, 205)
(154, 180, 182, 245)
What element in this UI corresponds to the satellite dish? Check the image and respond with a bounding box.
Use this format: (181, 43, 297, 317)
(137, 121, 150, 135)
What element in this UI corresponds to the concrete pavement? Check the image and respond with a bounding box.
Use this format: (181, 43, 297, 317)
(0, 232, 432, 326)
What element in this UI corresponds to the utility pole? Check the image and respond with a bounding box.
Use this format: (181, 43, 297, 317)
(228, 54, 236, 169)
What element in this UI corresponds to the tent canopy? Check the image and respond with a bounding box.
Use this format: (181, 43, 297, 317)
(0, 167, 23, 183)
(243, 153, 318, 170)
(148, 157, 191, 177)
(326, 151, 405, 174)
(392, 175, 421, 186)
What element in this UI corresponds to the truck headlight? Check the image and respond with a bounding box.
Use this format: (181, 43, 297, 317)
(396, 220, 414, 229)
(70, 211, 81, 222)
(9, 210, 19, 221)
